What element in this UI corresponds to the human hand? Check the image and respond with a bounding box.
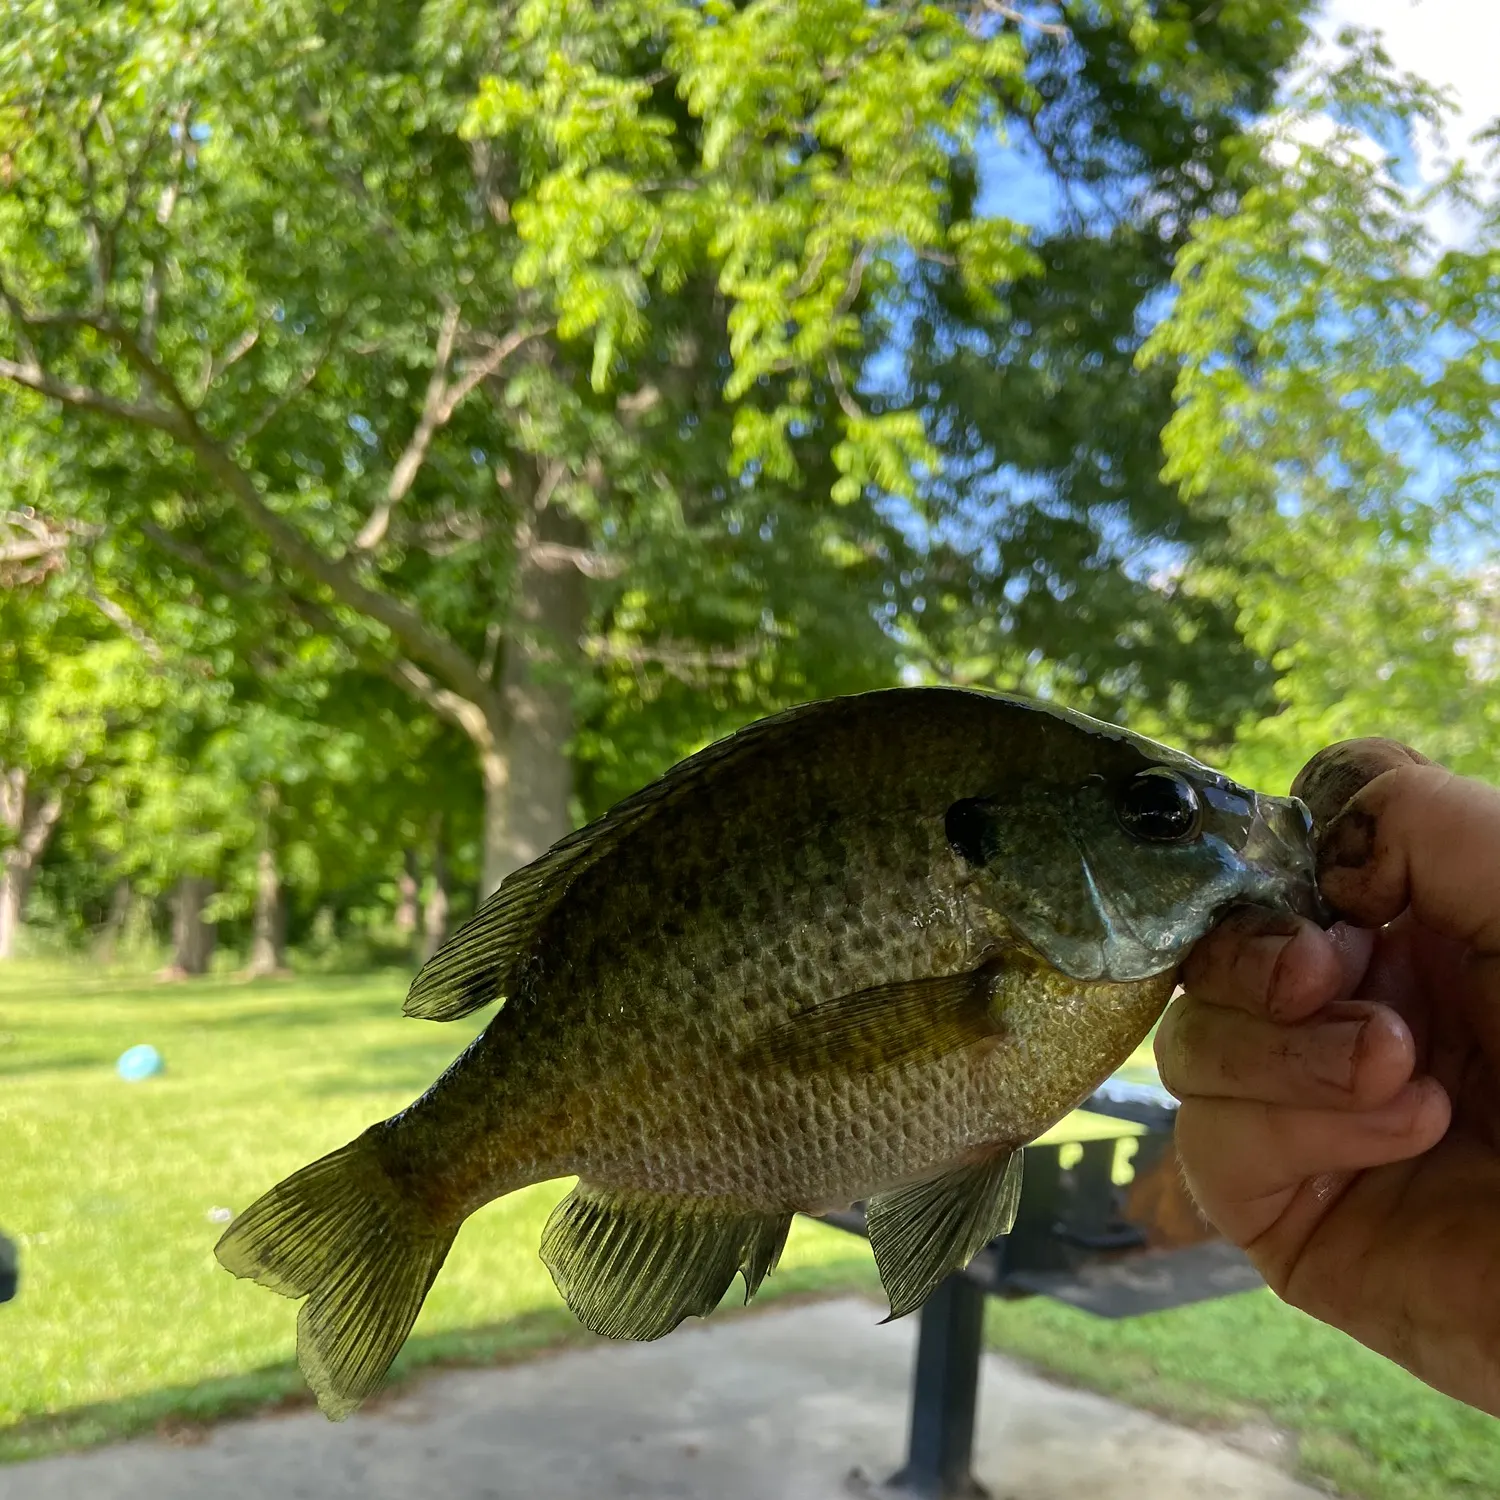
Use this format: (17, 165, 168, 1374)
(1156, 739, 1500, 1415)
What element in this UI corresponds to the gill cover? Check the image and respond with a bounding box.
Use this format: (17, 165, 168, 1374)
(948, 769, 1321, 983)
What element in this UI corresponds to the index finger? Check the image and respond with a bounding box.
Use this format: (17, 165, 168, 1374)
(1182, 908, 1372, 1021)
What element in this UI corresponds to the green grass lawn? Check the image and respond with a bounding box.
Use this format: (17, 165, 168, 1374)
(2, 960, 1497, 1498)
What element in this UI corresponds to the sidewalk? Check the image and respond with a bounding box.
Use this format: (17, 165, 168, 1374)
(0, 1297, 1324, 1500)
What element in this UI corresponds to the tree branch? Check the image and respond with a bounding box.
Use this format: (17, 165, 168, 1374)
(138, 520, 256, 601)
(383, 657, 499, 748)
(49, 319, 499, 708)
(353, 315, 547, 552)
(0, 256, 503, 738)
(353, 302, 460, 552)
(177, 428, 498, 706)
(139, 520, 501, 746)
(101, 318, 198, 427)
(199, 324, 259, 396)
(0, 510, 101, 586)
(826, 352, 865, 422)
(257, 571, 495, 743)
(109, 99, 174, 243)
(139, 261, 164, 356)
(584, 636, 760, 671)
(69, 97, 112, 307)
(234, 306, 352, 444)
(524, 541, 623, 579)
(84, 586, 166, 664)
(0, 355, 185, 433)
(974, 1, 1070, 38)
(0, 265, 40, 367)
(275, 589, 495, 746)
(0, 535, 64, 568)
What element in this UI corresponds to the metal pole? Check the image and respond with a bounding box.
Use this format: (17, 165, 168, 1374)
(884, 1273, 989, 1499)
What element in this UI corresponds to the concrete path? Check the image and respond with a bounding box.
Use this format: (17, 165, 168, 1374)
(1, 1297, 1323, 1500)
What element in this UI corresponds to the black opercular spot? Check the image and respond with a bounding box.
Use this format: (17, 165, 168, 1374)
(1117, 768, 1202, 844)
(945, 797, 1000, 867)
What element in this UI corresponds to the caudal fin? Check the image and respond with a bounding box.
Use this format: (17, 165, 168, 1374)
(215, 1131, 456, 1419)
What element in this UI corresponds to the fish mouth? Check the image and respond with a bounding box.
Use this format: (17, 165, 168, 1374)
(1242, 792, 1334, 928)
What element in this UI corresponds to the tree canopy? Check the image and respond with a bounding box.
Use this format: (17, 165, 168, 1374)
(2, 0, 1496, 962)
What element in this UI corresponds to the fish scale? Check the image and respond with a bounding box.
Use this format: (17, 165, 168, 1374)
(215, 687, 1323, 1419)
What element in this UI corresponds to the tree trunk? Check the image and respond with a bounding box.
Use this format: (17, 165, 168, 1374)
(394, 847, 419, 938)
(494, 492, 589, 887)
(168, 876, 216, 977)
(421, 819, 449, 964)
(0, 767, 64, 962)
(95, 879, 133, 964)
(0, 864, 18, 963)
(478, 741, 511, 899)
(245, 846, 288, 978)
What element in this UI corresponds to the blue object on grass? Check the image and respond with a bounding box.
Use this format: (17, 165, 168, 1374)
(116, 1044, 164, 1081)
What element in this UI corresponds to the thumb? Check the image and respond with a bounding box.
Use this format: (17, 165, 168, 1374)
(1293, 741, 1500, 952)
(1291, 738, 1434, 828)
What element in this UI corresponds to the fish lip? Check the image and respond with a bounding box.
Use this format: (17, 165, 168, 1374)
(1243, 792, 1334, 929)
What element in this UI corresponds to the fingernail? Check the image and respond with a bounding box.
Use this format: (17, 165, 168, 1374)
(1368, 1077, 1444, 1134)
(1291, 739, 1431, 826)
(1307, 1018, 1367, 1090)
(1318, 808, 1377, 873)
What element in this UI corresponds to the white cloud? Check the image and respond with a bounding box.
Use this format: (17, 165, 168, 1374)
(1313, 0, 1500, 242)
(1316, 0, 1499, 163)
(1278, 1, 1500, 246)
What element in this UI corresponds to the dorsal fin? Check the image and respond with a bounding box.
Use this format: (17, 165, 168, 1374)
(403, 697, 842, 1020)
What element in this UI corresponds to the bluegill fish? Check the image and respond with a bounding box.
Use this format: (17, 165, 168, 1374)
(216, 688, 1321, 1416)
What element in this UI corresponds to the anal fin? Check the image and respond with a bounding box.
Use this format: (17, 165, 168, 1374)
(866, 1148, 1023, 1321)
(540, 1183, 792, 1341)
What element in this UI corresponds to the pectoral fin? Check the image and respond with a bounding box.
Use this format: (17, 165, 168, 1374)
(866, 1149, 1023, 1320)
(738, 958, 1011, 1078)
(540, 1182, 792, 1341)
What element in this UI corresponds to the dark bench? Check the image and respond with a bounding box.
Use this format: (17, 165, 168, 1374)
(815, 1074, 1263, 1499)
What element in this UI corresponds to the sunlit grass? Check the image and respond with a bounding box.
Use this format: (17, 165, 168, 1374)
(0, 960, 874, 1457)
(985, 1293, 1500, 1500)
(2, 961, 1497, 1499)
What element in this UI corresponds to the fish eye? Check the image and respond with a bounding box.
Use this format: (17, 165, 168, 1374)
(1117, 768, 1202, 844)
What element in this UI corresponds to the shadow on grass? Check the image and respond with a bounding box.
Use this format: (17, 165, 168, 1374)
(0, 977, 412, 1036)
(184, 994, 410, 1033)
(304, 1040, 479, 1097)
(0, 1050, 113, 1078)
(0, 1259, 880, 1468)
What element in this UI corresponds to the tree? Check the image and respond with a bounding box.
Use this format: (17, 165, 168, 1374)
(452, 0, 1314, 749)
(0, 0, 1321, 914)
(1143, 29, 1500, 789)
(892, 2, 1308, 740)
(0, 0, 587, 895)
(0, 556, 166, 959)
